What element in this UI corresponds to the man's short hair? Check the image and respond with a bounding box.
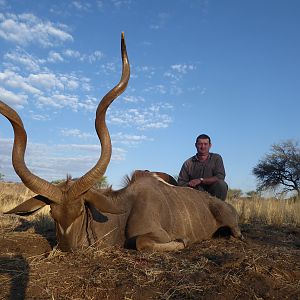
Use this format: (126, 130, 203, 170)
(196, 134, 211, 144)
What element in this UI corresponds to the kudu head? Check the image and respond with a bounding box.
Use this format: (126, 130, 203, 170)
(1, 33, 130, 251)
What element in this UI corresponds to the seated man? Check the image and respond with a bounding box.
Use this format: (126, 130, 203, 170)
(178, 134, 228, 201)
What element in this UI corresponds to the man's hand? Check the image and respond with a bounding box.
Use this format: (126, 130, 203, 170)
(188, 178, 203, 188)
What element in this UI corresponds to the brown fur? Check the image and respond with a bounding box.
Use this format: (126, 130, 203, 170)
(6, 174, 243, 251)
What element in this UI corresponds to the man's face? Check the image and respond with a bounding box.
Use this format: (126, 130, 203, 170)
(195, 138, 211, 155)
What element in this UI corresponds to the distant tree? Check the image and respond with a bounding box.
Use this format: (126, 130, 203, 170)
(227, 188, 243, 199)
(0, 172, 5, 181)
(51, 176, 109, 189)
(93, 176, 109, 189)
(51, 178, 65, 184)
(246, 190, 261, 198)
(253, 140, 300, 197)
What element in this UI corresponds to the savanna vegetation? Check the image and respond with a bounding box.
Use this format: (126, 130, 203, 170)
(1, 182, 299, 228)
(252, 139, 300, 198)
(0, 139, 299, 299)
(0, 181, 299, 299)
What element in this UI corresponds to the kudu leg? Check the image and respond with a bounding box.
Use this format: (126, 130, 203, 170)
(135, 232, 187, 251)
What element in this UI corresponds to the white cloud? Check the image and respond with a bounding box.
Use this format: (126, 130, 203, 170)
(48, 51, 64, 63)
(111, 147, 127, 161)
(27, 73, 64, 90)
(62, 48, 104, 63)
(60, 128, 94, 139)
(0, 69, 41, 94)
(123, 95, 145, 103)
(2, 39, 99, 111)
(0, 13, 73, 47)
(143, 84, 167, 95)
(187, 85, 207, 95)
(149, 24, 160, 30)
(163, 63, 197, 87)
(36, 94, 79, 110)
(0, 138, 13, 163)
(35, 93, 98, 112)
(62, 76, 79, 89)
(108, 104, 173, 130)
(56, 144, 100, 152)
(100, 62, 117, 74)
(164, 64, 197, 80)
(77, 96, 98, 111)
(4, 48, 44, 72)
(171, 64, 196, 74)
(111, 0, 132, 9)
(71, 1, 92, 11)
(0, 67, 95, 111)
(92, 0, 132, 11)
(112, 132, 153, 145)
(0, 138, 127, 182)
(30, 113, 50, 121)
(135, 65, 156, 79)
(0, 87, 28, 108)
(85, 50, 104, 63)
(64, 49, 81, 58)
(163, 71, 179, 81)
(27, 72, 82, 91)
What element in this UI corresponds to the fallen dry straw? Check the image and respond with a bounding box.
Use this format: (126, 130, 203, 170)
(1, 226, 299, 299)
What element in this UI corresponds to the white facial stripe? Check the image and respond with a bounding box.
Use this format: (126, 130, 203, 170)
(58, 224, 65, 234)
(58, 223, 73, 235)
(152, 174, 174, 187)
(65, 223, 73, 235)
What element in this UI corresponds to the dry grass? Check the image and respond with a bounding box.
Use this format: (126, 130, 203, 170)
(1, 226, 299, 299)
(229, 197, 300, 226)
(0, 182, 53, 233)
(0, 182, 300, 299)
(1, 182, 299, 227)
(0, 182, 35, 212)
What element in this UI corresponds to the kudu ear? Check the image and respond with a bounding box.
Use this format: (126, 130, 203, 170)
(5, 195, 52, 216)
(85, 190, 124, 215)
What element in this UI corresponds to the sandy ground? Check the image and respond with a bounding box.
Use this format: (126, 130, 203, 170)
(0, 213, 299, 300)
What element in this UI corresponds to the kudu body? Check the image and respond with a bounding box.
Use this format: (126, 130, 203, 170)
(1, 33, 242, 251)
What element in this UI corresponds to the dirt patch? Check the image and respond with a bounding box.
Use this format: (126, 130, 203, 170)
(0, 216, 299, 299)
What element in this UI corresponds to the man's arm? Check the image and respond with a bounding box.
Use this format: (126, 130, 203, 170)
(200, 176, 219, 186)
(191, 154, 225, 187)
(213, 154, 226, 180)
(177, 163, 190, 187)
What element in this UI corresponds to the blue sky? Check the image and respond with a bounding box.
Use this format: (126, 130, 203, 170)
(0, 0, 299, 193)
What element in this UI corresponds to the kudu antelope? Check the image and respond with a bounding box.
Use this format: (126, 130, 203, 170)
(1, 33, 243, 252)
